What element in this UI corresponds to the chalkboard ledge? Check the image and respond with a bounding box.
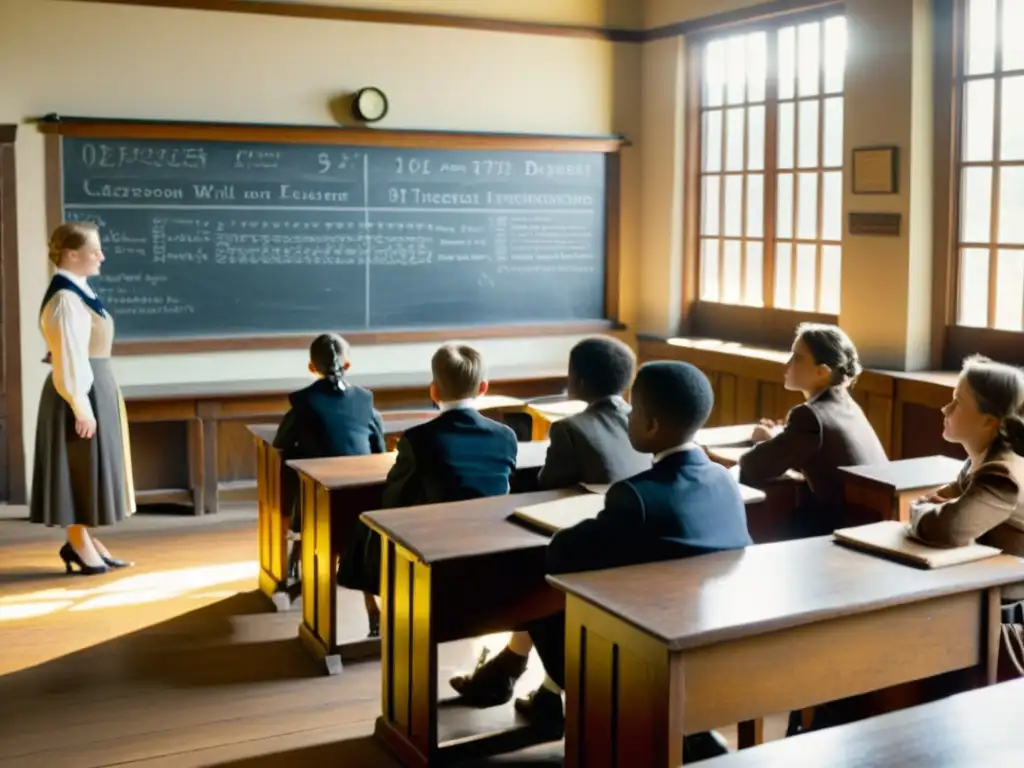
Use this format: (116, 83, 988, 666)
(112, 320, 621, 355)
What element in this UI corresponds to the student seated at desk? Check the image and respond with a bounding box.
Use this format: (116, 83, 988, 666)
(739, 323, 887, 536)
(517, 361, 752, 760)
(450, 335, 650, 706)
(273, 334, 386, 575)
(337, 343, 518, 636)
(909, 355, 1024, 680)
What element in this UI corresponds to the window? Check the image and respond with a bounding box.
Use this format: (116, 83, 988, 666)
(955, 0, 1024, 332)
(695, 13, 847, 315)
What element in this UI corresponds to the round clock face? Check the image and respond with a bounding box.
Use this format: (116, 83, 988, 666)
(356, 88, 387, 122)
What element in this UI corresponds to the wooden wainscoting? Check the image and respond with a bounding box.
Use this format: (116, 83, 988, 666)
(639, 337, 962, 462)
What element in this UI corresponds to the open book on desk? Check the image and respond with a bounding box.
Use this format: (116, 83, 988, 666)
(833, 520, 1002, 569)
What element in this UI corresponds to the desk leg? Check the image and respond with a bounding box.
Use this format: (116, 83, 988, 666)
(256, 442, 294, 612)
(187, 418, 205, 514)
(736, 719, 764, 749)
(202, 416, 218, 515)
(531, 416, 550, 441)
(375, 539, 438, 768)
(297, 479, 342, 675)
(563, 597, 684, 768)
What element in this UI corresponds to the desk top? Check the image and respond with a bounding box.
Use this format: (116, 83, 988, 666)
(526, 399, 588, 422)
(287, 439, 550, 489)
(248, 423, 278, 444)
(694, 424, 756, 448)
(247, 409, 438, 448)
(703, 677, 1024, 768)
(547, 536, 1024, 651)
(705, 444, 805, 483)
(362, 488, 579, 564)
(839, 455, 964, 492)
(121, 365, 566, 402)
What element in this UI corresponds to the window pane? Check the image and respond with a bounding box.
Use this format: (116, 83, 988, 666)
(957, 247, 989, 326)
(722, 240, 742, 304)
(777, 173, 794, 238)
(961, 166, 992, 243)
(723, 175, 743, 236)
(823, 17, 847, 94)
(778, 26, 796, 100)
(964, 79, 995, 162)
(747, 32, 767, 102)
(747, 105, 765, 171)
(823, 97, 844, 167)
(798, 100, 820, 168)
(775, 242, 793, 308)
(700, 239, 720, 301)
(995, 249, 1024, 330)
(820, 245, 842, 314)
(797, 172, 819, 239)
(822, 171, 843, 241)
(1001, 77, 1024, 161)
(1005, 0, 1024, 72)
(797, 22, 821, 97)
(778, 102, 795, 169)
(702, 176, 721, 236)
(746, 174, 764, 237)
(744, 241, 764, 306)
(703, 110, 723, 172)
(725, 107, 745, 171)
(966, 0, 997, 76)
(999, 167, 1024, 243)
(727, 35, 747, 104)
(704, 40, 726, 106)
(794, 244, 817, 310)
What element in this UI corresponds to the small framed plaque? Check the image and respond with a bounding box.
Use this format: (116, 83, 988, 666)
(852, 146, 898, 194)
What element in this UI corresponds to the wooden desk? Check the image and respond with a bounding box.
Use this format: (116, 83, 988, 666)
(841, 455, 964, 524)
(702, 677, 1024, 767)
(525, 399, 587, 440)
(698, 439, 807, 544)
(289, 440, 551, 674)
(249, 410, 437, 612)
(362, 489, 578, 767)
(123, 365, 567, 515)
(548, 537, 1024, 767)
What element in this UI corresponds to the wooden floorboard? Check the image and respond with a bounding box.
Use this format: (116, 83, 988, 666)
(0, 503, 784, 767)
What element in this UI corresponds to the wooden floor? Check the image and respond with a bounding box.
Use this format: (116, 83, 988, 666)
(0, 504, 785, 767)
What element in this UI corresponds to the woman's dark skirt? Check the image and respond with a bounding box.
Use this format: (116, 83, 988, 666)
(30, 358, 136, 527)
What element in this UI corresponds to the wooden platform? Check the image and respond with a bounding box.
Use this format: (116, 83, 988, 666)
(0, 504, 785, 767)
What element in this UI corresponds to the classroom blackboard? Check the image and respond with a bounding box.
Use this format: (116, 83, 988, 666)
(58, 134, 611, 342)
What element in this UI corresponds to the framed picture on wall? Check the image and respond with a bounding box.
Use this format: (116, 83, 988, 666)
(852, 146, 898, 194)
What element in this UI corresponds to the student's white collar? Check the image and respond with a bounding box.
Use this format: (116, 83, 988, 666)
(654, 442, 698, 463)
(439, 398, 478, 412)
(55, 268, 96, 298)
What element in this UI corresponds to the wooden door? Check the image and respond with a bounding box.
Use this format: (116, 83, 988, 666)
(0, 125, 25, 503)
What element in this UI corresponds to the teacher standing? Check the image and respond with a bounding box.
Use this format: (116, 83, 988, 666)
(31, 222, 136, 574)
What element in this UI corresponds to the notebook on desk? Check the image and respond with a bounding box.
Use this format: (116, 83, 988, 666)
(512, 488, 607, 534)
(833, 521, 1002, 569)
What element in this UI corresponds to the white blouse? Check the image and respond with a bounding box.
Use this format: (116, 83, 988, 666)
(40, 270, 101, 422)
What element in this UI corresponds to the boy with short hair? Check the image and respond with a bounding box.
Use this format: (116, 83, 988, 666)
(337, 343, 518, 635)
(519, 362, 753, 759)
(450, 335, 651, 705)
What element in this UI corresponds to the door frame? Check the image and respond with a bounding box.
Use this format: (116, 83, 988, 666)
(1, 124, 26, 503)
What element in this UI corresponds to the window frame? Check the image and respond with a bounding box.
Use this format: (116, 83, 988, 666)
(682, 5, 844, 350)
(938, 0, 1024, 367)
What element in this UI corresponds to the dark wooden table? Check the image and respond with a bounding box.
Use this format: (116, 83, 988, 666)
(288, 439, 551, 674)
(696, 429, 807, 544)
(702, 676, 1024, 767)
(362, 489, 578, 767)
(548, 537, 1024, 767)
(248, 410, 437, 612)
(841, 455, 965, 523)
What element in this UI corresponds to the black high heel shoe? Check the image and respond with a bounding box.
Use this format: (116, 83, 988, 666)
(59, 543, 108, 575)
(100, 554, 133, 568)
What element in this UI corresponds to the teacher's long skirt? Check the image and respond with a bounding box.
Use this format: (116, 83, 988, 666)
(30, 358, 136, 527)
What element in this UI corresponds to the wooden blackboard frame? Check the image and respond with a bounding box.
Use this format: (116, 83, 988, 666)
(40, 116, 626, 355)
